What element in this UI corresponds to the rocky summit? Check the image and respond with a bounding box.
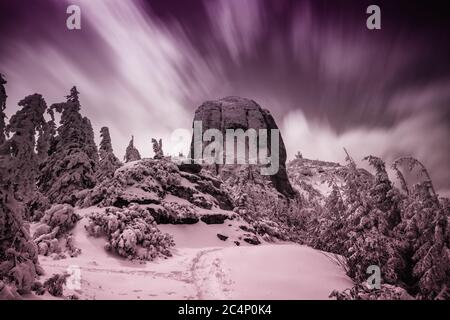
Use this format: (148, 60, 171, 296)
(189, 97, 295, 198)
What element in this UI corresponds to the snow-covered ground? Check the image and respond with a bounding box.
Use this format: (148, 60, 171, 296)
(32, 208, 353, 300)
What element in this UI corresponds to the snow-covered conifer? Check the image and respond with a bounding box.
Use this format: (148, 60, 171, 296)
(393, 157, 449, 299)
(96, 127, 122, 180)
(38, 87, 98, 205)
(0, 74, 7, 146)
(0, 154, 43, 297)
(124, 136, 141, 162)
(152, 138, 164, 159)
(3, 94, 47, 201)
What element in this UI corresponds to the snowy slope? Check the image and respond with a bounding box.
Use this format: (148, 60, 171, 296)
(32, 207, 353, 300)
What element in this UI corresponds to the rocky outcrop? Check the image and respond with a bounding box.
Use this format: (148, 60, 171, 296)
(189, 97, 295, 197)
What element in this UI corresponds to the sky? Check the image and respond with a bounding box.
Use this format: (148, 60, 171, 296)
(0, 0, 449, 195)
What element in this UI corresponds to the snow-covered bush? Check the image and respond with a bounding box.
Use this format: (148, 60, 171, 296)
(85, 204, 175, 260)
(225, 168, 306, 242)
(161, 201, 198, 223)
(252, 219, 289, 241)
(40, 204, 80, 234)
(43, 273, 69, 297)
(79, 159, 181, 208)
(33, 204, 81, 258)
(330, 283, 413, 300)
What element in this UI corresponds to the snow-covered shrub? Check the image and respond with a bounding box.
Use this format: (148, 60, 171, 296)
(78, 180, 124, 208)
(225, 169, 306, 242)
(43, 273, 69, 297)
(0, 280, 22, 300)
(79, 159, 181, 208)
(330, 283, 414, 300)
(161, 201, 199, 223)
(33, 204, 81, 258)
(252, 219, 289, 241)
(192, 194, 213, 209)
(85, 204, 175, 260)
(40, 204, 80, 235)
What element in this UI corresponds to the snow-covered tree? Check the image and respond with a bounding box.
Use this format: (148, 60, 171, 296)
(392, 157, 449, 299)
(96, 127, 122, 181)
(295, 151, 303, 159)
(0, 74, 7, 146)
(124, 136, 141, 162)
(152, 138, 164, 159)
(363, 156, 402, 229)
(0, 154, 43, 297)
(312, 184, 348, 255)
(2, 94, 48, 202)
(36, 108, 56, 163)
(38, 87, 98, 205)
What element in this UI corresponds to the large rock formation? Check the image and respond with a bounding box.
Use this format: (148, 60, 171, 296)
(189, 97, 295, 197)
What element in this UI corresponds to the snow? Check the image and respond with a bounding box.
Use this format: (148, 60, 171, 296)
(32, 207, 353, 300)
(195, 245, 353, 299)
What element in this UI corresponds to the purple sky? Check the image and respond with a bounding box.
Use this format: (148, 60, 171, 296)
(1, 0, 449, 195)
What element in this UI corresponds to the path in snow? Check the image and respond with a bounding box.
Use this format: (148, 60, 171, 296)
(34, 210, 353, 300)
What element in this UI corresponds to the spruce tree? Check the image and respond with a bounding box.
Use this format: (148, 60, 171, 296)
(152, 138, 164, 159)
(3, 94, 47, 201)
(124, 136, 141, 162)
(393, 157, 449, 299)
(363, 156, 402, 229)
(0, 74, 7, 146)
(96, 126, 122, 180)
(38, 87, 98, 205)
(314, 184, 347, 255)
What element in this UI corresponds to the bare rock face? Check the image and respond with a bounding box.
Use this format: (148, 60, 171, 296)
(189, 97, 295, 197)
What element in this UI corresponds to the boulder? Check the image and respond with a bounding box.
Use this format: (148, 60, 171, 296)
(200, 213, 229, 224)
(189, 97, 295, 197)
(217, 234, 228, 241)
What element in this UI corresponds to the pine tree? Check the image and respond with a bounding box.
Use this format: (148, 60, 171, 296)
(36, 108, 56, 163)
(152, 138, 164, 159)
(2, 94, 48, 201)
(393, 157, 449, 299)
(0, 74, 7, 146)
(338, 152, 402, 284)
(363, 156, 402, 229)
(313, 183, 348, 255)
(96, 127, 122, 180)
(124, 136, 141, 162)
(0, 155, 42, 296)
(38, 87, 98, 205)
